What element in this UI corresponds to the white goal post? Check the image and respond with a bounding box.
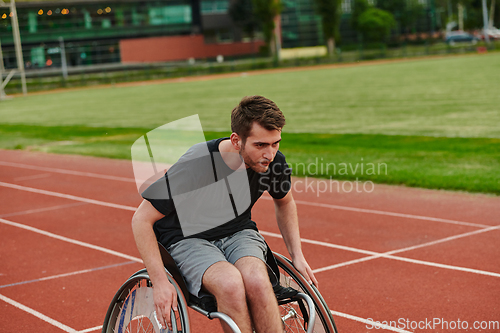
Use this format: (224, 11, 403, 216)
(0, 0, 27, 100)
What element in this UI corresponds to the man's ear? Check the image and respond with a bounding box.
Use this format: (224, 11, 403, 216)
(230, 133, 242, 151)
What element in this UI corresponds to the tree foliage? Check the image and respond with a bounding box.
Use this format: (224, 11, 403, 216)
(358, 8, 397, 42)
(376, 0, 425, 33)
(401, 0, 426, 33)
(251, 0, 281, 54)
(313, 0, 342, 54)
(434, 0, 493, 30)
(351, 0, 372, 32)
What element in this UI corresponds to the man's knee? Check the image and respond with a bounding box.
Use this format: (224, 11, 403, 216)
(219, 272, 247, 301)
(236, 257, 274, 299)
(203, 262, 246, 303)
(246, 271, 274, 299)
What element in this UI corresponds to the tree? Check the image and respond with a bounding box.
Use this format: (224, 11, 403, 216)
(376, 0, 425, 35)
(313, 0, 342, 56)
(251, 0, 281, 56)
(400, 0, 426, 34)
(489, 0, 496, 28)
(376, 0, 406, 23)
(358, 8, 397, 42)
(436, 0, 478, 30)
(351, 0, 372, 33)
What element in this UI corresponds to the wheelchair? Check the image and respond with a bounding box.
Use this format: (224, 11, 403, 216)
(102, 242, 338, 333)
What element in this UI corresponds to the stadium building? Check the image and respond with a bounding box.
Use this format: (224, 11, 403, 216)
(0, 0, 434, 69)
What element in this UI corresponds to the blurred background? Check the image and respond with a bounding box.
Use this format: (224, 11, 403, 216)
(1, 0, 499, 196)
(1, 0, 499, 93)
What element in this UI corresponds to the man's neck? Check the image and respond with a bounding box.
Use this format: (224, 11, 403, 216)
(218, 139, 245, 170)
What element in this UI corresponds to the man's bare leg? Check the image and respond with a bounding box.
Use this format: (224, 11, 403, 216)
(202, 261, 253, 333)
(235, 256, 282, 333)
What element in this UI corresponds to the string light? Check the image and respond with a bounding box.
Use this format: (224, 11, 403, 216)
(105, 7, 111, 13)
(1, 13, 6, 19)
(47, 10, 52, 15)
(97, 8, 103, 14)
(38, 9, 43, 15)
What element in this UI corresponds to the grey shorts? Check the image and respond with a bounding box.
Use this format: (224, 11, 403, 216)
(167, 229, 267, 297)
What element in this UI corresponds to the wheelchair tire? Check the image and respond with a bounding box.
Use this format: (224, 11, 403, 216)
(274, 253, 339, 333)
(102, 269, 190, 333)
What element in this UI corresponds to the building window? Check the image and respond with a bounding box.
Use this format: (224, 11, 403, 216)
(149, 5, 192, 25)
(201, 0, 229, 14)
(341, 0, 352, 14)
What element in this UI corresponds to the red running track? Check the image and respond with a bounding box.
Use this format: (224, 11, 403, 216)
(0, 149, 499, 333)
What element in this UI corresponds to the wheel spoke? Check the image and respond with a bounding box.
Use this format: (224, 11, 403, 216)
(104, 272, 189, 333)
(275, 253, 337, 333)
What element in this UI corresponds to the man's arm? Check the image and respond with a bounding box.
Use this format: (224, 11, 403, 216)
(131, 199, 178, 331)
(273, 191, 318, 286)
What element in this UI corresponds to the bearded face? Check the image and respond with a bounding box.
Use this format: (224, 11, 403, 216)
(238, 122, 281, 173)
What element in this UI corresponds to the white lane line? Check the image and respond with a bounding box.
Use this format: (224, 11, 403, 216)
(312, 225, 500, 277)
(330, 310, 413, 333)
(293, 199, 493, 229)
(384, 224, 500, 256)
(79, 326, 103, 333)
(1, 161, 493, 229)
(315, 224, 500, 277)
(0, 161, 135, 182)
(0, 293, 77, 333)
(378, 253, 500, 278)
(0, 181, 137, 211)
(260, 230, 379, 256)
(262, 228, 500, 278)
(0, 261, 137, 289)
(260, 196, 491, 229)
(312, 256, 380, 273)
(0, 218, 143, 263)
(313, 250, 500, 278)
(0, 202, 87, 218)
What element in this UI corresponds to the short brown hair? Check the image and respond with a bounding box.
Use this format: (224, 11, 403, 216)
(231, 96, 286, 141)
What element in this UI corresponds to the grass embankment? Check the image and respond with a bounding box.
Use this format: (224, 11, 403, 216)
(1, 124, 498, 195)
(1, 54, 500, 137)
(1, 53, 499, 194)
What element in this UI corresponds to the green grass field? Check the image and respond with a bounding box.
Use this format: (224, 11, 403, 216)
(1, 53, 499, 194)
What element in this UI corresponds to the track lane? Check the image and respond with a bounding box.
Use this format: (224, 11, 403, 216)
(0, 263, 144, 332)
(252, 199, 486, 253)
(0, 293, 77, 332)
(1, 150, 499, 333)
(0, 221, 140, 285)
(317, 258, 500, 333)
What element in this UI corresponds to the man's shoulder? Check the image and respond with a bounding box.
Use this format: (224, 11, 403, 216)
(273, 150, 288, 167)
(267, 150, 290, 175)
(206, 137, 229, 153)
(177, 137, 227, 163)
(275, 150, 287, 162)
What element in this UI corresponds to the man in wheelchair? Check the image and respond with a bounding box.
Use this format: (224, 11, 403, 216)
(131, 96, 318, 333)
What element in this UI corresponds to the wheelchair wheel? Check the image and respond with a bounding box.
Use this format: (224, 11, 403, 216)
(102, 269, 190, 333)
(274, 253, 338, 333)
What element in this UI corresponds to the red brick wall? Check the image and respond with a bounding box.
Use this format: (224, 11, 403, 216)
(120, 35, 264, 63)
